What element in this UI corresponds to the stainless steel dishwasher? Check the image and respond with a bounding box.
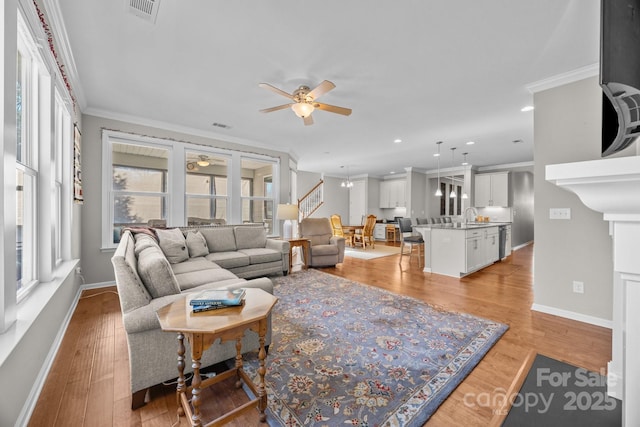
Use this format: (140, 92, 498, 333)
(498, 225, 507, 260)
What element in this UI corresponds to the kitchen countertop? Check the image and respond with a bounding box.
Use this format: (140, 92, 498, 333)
(413, 222, 510, 230)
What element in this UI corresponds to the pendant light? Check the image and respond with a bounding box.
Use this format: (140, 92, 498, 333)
(341, 165, 354, 188)
(449, 147, 457, 198)
(461, 152, 469, 199)
(434, 141, 443, 197)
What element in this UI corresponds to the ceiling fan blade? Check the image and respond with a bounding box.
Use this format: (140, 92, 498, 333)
(303, 115, 314, 126)
(258, 83, 294, 100)
(314, 102, 352, 116)
(259, 104, 293, 113)
(308, 80, 336, 100)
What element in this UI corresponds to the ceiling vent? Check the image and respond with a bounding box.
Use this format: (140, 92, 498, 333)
(128, 0, 160, 23)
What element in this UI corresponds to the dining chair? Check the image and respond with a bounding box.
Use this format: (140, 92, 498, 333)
(398, 218, 424, 266)
(330, 214, 354, 247)
(353, 215, 376, 249)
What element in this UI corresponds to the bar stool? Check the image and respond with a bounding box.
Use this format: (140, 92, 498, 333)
(398, 218, 424, 266)
(386, 224, 397, 242)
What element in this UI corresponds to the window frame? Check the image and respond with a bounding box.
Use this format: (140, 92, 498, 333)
(101, 130, 281, 249)
(12, 7, 75, 304)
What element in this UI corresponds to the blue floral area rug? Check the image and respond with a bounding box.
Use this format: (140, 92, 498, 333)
(242, 269, 508, 427)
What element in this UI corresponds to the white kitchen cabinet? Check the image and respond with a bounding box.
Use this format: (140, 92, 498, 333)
(474, 172, 509, 207)
(465, 230, 485, 272)
(432, 226, 499, 277)
(484, 227, 499, 265)
(379, 180, 406, 208)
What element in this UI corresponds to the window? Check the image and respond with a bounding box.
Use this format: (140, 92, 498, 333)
(13, 10, 74, 302)
(240, 157, 276, 234)
(185, 152, 229, 224)
(53, 91, 70, 264)
(102, 131, 280, 247)
(109, 141, 169, 244)
(16, 13, 40, 297)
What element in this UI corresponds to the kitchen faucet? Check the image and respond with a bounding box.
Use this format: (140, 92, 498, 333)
(463, 207, 478, 224)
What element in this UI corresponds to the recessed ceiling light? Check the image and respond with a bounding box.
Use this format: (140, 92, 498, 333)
(466, 141, 475, 145)
(521, 106, 534, 112)
(393, 139, 402, 144)
(390, 171, 396, 174)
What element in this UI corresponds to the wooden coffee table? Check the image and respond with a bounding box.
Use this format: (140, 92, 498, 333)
(156, 288, 278, 426)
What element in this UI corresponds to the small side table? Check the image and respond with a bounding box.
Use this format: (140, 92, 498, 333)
(279, 238, 310, 271)
(156, 288, 278, 427)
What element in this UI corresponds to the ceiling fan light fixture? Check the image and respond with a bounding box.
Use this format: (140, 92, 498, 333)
(196, 155, 210, 167)
(291, 102, 315, 118)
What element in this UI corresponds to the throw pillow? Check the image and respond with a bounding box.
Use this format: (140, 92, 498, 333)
(156, 228, 189, 263)
(186, 230, 209, 257)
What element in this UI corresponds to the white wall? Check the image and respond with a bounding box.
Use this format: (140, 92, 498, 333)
(533, 76, 616, 322)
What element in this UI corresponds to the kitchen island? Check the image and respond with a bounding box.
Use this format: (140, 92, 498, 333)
(414, 223, 505, 277)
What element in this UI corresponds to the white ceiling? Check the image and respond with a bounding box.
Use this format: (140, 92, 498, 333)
(55, 0, 600, 178)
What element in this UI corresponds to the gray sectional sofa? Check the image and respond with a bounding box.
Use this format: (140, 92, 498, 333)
(111, 224, 289, 409)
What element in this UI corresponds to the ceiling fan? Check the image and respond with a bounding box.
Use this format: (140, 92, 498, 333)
(259, 80, 352, 126)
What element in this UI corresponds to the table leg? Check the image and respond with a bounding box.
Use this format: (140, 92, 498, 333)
(176, 332, 186, 417)
(302, 242, 309, 269)
(234, 337, 243, 389)
(190, 333, 203, 427)
(289, 249, 293, 271)
(257, 329, 268, 422)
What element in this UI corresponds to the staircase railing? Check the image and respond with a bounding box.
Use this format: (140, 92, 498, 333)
(298, 179, 324, 219)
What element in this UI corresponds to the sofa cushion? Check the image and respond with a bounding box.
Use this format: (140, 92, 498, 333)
(200, 227, 237, 252)
(136, 245, 181, 298)
(238, 248, 282, 264)
(310, 244, 339, 257)
(185, 230, 209, 257)
(170, 257, 221, 275)
(205, 251, 251, 269)
(235, 226, 267, 250)
(174, 267, 239, 291)
(156, 228, 189, 263)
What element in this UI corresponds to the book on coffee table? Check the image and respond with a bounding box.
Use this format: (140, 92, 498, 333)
(189, 288, 246, 307)
(191, 299, 246, 313)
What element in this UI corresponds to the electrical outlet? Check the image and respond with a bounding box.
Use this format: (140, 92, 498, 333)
(573, 281, 584, 294)
(550, 208, 571, 220)
(75, 267, 82, 275)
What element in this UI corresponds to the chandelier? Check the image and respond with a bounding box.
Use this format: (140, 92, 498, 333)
(341, 166, 354, 188)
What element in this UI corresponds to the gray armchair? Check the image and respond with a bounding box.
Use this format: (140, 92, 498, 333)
(299, 217, 345, 267)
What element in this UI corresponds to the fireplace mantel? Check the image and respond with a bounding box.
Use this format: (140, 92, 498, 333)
(546, 155, 640, 220)
(547, 155, 640, 427)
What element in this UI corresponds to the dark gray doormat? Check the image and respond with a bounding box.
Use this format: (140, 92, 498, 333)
(502, 354, 621, 426)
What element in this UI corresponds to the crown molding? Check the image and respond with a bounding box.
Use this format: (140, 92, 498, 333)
(83, 107, 296, 159)
(43, 0, 87, 108)
(526, 63, 599, 93)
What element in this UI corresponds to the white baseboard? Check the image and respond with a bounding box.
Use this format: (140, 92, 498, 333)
(513, 241, 533, 251)
(531, 303, 612, 329)
(17, 281, 117, 426)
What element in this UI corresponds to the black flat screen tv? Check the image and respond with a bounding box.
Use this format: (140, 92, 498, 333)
(600, 0, 640, 156)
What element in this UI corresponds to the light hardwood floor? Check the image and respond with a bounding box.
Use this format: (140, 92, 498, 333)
(28, 243, 612, 426)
